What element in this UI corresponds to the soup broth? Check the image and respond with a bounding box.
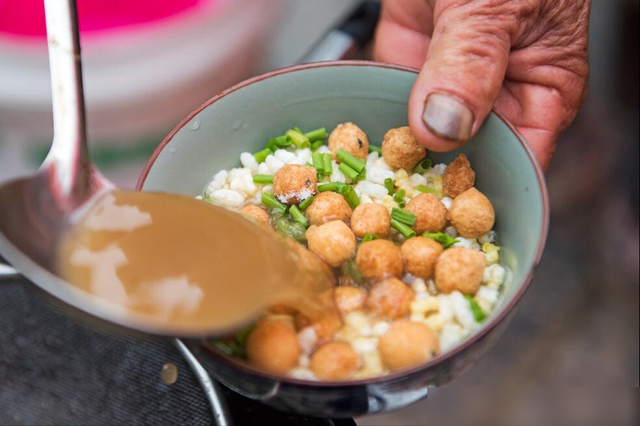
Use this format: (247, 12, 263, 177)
(57, 190, 330, 335)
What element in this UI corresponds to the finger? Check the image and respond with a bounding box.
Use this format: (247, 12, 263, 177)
(373, 0, 433, 68)
(408, 0, 519, 152)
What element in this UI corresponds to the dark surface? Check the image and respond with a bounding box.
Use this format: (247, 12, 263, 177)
(0, 279, 354, 426)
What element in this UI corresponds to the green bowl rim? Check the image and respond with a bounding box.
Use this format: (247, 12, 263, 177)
(137, 60, 550, 387)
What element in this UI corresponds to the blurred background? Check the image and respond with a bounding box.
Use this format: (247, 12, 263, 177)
(1, 0, 638, 424)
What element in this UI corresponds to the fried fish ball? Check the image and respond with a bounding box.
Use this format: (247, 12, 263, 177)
(306, 192, 352, 226)
(434, 247, 485, 295)
(405, 193, 448, 234)
(350, 203, 391, 238)
(355, 239, 403, 280)
(334, 286, 367, 317)
(366, 277, 414, 319)
(447, 188, 495, 238)
(401, 237, 443, 278)
(310, 342, 360, 380)
(378, 321, 439, 371)
(443, 154, 476, 198)
(273, 164, 317, 204)
(240, 204, 270, 225)
(306, 220, 357, 267)
(246, 321, 300, 375)
(381, 126, 426, 171)
(328, 122, 369, 160)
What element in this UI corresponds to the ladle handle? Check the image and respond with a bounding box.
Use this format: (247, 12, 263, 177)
(42, 0, 92, 196)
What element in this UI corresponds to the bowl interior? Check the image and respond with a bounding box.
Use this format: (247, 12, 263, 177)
(140, 61, 547, 353)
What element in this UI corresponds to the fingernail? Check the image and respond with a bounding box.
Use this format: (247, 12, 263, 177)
(423, 93, 474, 142)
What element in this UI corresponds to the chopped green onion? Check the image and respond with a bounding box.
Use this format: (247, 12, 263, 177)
(341, 259, 363, 285)
(369, 145, 382, 154)
(298, 196, 314, 210)
(391, 208, 416, 226)
(341, 186, 361, 209)
(391, 219, 416, 239)
(286, 129, 310, 149)
(267, 135, 291, 151)
(323, 154, 333, 176)
(384, 178, 395, 195)
(262, 193, 286, 212)
(212, 340, 245, 358)
(318, 182, 342, 193)
(393, 189, 406, 208)
(465, 295, 487, 322)
(319, 182, 360, 209)
(339, 162, 360, 182)
(423, 232, 459, 249)
(312, 152, 325, 174)
(361, 233, 379, 243)
(253, 148, 272, 163)
(336, 149, 365, 173)
(234, 324, 256, 347)
(289, 204, 308, 226)
(311, 140, 324, 151)
(273, 215, 307, 243)
(413, 159, 433, 174)
(294, 126, 303, 134)
(304, 127, 328, 142)
(253, 174, 273, 184)
(416, 185, 438, 194)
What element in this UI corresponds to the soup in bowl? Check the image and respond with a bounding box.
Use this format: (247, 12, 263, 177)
(138, 61, 548, 417)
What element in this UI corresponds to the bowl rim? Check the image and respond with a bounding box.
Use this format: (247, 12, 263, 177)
(137, 59, 550, 387)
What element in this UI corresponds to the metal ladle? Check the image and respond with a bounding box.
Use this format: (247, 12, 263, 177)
(0, 1, 233, 424)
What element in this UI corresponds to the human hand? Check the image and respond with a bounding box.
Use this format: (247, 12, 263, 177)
(374, 0, 590, 169)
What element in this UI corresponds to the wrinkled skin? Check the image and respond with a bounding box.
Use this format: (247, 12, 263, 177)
(375, 0, 591, 169)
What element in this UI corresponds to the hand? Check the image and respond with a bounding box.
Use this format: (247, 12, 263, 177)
(374, 0, 590, 169)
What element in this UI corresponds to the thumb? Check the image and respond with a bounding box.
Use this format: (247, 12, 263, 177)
(408, 0, 514, 152)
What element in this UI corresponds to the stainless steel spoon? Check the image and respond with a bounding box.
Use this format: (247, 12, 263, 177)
(0, 2, 232, 424)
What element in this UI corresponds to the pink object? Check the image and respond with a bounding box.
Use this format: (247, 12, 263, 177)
(0, 0, 213, 39)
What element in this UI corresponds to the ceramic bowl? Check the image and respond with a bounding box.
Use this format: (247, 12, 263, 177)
(137, 60, 549, 417)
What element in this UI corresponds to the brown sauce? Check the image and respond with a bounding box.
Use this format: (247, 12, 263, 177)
(56, 190, 332, 336)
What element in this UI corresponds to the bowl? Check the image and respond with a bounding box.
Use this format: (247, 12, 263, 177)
(137, 60, 549, 417)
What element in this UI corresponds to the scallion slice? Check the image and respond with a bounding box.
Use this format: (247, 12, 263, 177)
(413, 159, 433, 174)
(336, 149, 365, 173)
(253, 174, 273, 184)
(391, 219, 416, 239)
(422, 232, 459, 248)
(391, 207, 416, 226)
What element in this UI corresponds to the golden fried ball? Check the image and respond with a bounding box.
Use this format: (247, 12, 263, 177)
(405, 193, 448, 234)
(355, 239, 403, 280)
(366, 277, 414, 319)
(334, 286, 367, 317)
(246, 321, 301, 375)
(443, 153, 476, 198)
(447, 188, 495, 238)
(313, 313, 343, 343)
(328, 122, 369, 160)
(378, 321, 439, 371)
(350, 203, 391, 238)
(381, 126, 426, 171)
(296, 243, 335, 282)
(306, 220, 357, 267)
(401, 237, 443, 278)
(273, 165, 317, 204)
(240, 204, 270, 225)
(434, 247, 485, 295)
(310, 342, 360, 380)
(306, 192, 352, 226)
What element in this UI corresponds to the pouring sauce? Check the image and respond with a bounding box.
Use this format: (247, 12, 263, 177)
(56, 190, 332, 336)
